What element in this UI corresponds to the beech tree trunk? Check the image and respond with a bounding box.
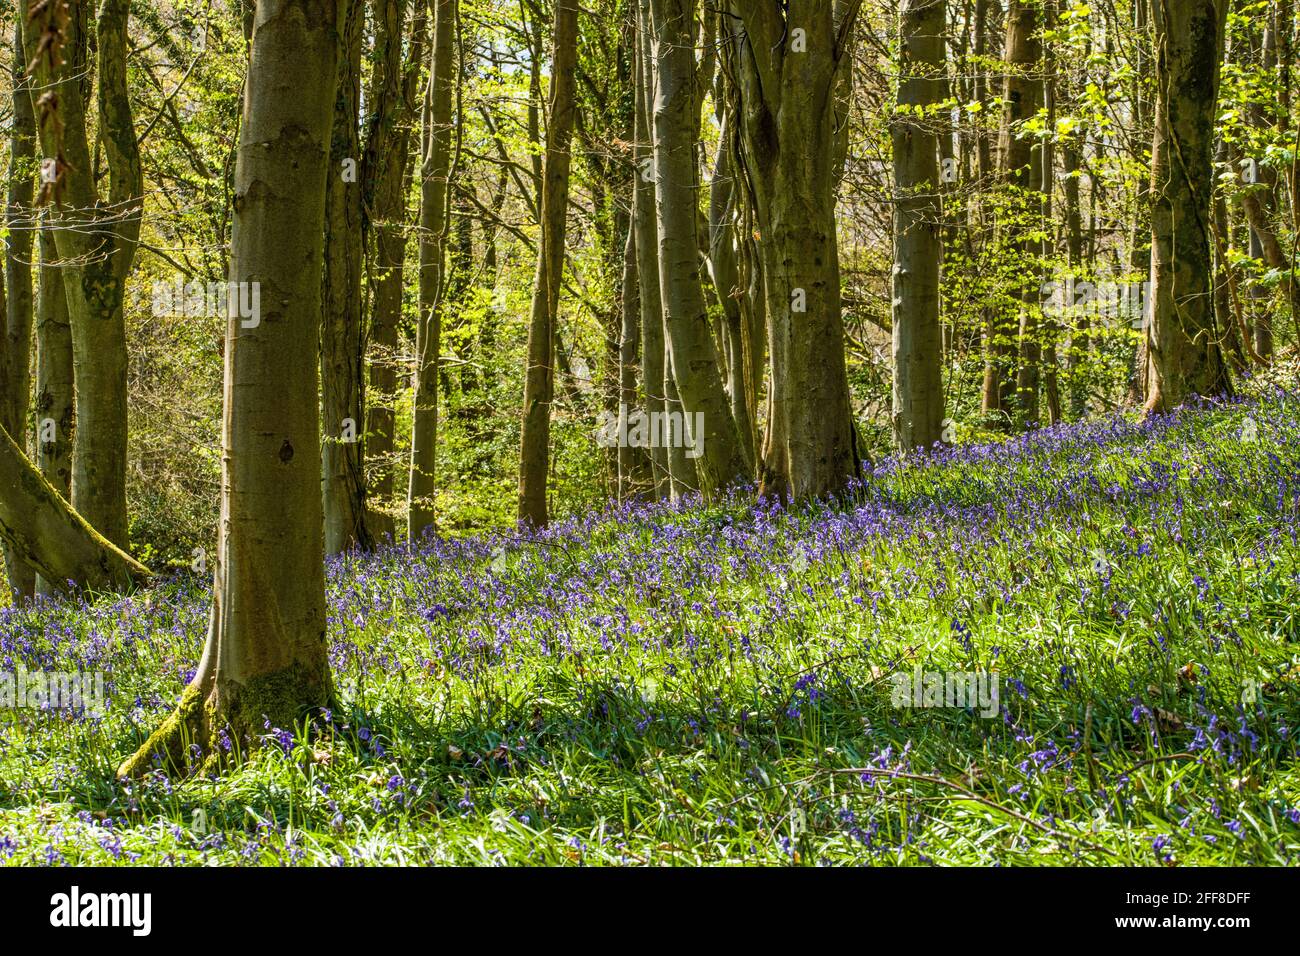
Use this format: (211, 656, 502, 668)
(709, 114, 757, 470)
(633, 23, 670, 499)
(986, 0, 1039, 425)
(409, 0, 457, 540)
(724, 0, 862, 501)
(646, 0, 751, 498)
(33, 222, 75, 596)
(119, 0, 340, 778)
(364, 0, 424, 544)
(617, 221, 645, 500)
(3, 15, 37, 599)
(891, 0, 946, 453)
(321, 0, 371, 556)
(518, 0, 579, 527)
(23, 0, 141, 552)
(1144, 0, 1232, 413)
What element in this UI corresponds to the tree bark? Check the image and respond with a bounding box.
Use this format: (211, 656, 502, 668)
(1144, 0, 1232, 413)
(0, 424, 149, 594)
(23, 0, 141, 552)
(646, 0, 750, 498)
(119, 0, 340, 778)
(633, 21, 670, 500)
(33, 221, 74, 596)
(364, 0, 424, 545)
(891, 0, 946, 453)
(322, 0, 371, 556)
(3, 15, 37, 599)
(723, 0, 861, 501)
(617, 219, 647, 500)
(518, 0, 579, 527)
(708, 113, 757, 469)
(408, 0, 457, 540)
(989, 0, 1039, 426)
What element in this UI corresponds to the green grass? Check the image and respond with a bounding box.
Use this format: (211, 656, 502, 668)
(2, 387, 1299, 865)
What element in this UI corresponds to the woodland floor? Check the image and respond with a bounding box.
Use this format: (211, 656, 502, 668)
(2, 385, 1300, 865)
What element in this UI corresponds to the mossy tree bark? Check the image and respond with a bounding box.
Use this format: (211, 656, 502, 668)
(1144, 0, 1232, 413)
(119, 0, 341, 779)
(322, 0, 371, 556)
(646, 0, 751, 499)
(518, 0, 579, 527)
(0, 424, 149, 592)
(22, 0, 141, 553)
(408, 0, 457, 541)
(723, 0, 863, 502)
(891, 0, 946, 454)
(2, 15, 37, 600)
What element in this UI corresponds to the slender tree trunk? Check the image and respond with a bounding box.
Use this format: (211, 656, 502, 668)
(1063, 136, 1087, 417)
(999, 1, 1041, 427)
(24, 0, 141, 552)
(892, 0, 946, 453)
(1038, 0, 1060, 426)
(617, 220, 646, 500)
(633, 23, 669, 500)
(1124, 0, 1153, 407)
(322, 0, 370, 556)
(708, 114, 757, 469)
(518, 0, 579, 527)
(119, 0, 340, 778)
(364, 0, 424, 545)
(1144, 0, 1232, 412)
(33, 221, 74, 596)
(3, 15, 37, 599)
(975, 0, 1001, 416)
(409, 0, 457, 540)
(646, 0, 750, 498)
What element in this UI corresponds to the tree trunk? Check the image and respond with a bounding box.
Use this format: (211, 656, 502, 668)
(3, 15, 37, 599)
(1144, 0, 1232, 413)
(322, 0, 370, 556)
(23, 0, 141, 552)
(724, 0, 861, 501)
(408, 0, 457, 540)
(708, 114, 758, 469)
(646, 0, 750, 498)
(119, 0, 340, 778)
(617, 220, 647, 500)
(1038, 0, 1060, 426)
(998, 1, 1041, 427)
(1063, 136, 1087, 417)
(364, 0, 424, 545)
(518, 0, 579, 527)
(33, 221, 75, 596)
(0, 424, 149, 594)
(633, 22, 670, 500)
(891, 0, 946, 453)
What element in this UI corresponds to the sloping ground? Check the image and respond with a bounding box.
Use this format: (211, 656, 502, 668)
(1, 388, 1298, 865)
